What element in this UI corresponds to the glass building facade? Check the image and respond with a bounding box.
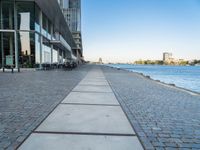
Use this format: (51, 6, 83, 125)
(61, 0, 83, 63)
(0, 0, 76, 68)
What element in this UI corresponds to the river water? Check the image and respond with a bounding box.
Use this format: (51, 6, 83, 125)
(107, 64, 200, 93)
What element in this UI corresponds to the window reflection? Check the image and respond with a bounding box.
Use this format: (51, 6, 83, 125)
(59, 50, 63, 63)
(0, 1, 73, 68)
(16, 2, 34, 30)
(42, 14, 48, 37)
(53, 46, 58, 63)
(19, 32, 30, 55)
(0, 34, 2, 68)
(42, 37, 51, 63)
(19, 12, 30, 30)
(0, 32, 15, 67)
(18, 32, 35, 68)
(35, 33, 40, 65)
(1, 0, 14, 29)
(35, 5, 40, 32)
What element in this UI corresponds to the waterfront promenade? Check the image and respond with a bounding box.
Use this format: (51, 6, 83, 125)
(103, 66, 200, 150)
(18, 67, 143, 150)
(0, 66, 89, 149)
(0, 65, 200, 149)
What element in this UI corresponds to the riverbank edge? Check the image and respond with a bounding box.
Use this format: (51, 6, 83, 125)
(106, 65, 200, 96)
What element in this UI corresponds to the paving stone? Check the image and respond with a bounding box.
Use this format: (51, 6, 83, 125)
(164, 142, 177, 147)
(73, 85, 113, 93)
(79, 80, 109, 86)
(2, 65, 200, 149)
(152, 141, 165, 147)
(0, 65, 89, 149)
(36, 104, 135, 135)
(102, 65, 200, 150)
(19, 133, 143, 150)
(81, 79, 107, 82)
(62, 92, 119, 105)
(155, 147, 165, 150)
(165, 148, 178, 150)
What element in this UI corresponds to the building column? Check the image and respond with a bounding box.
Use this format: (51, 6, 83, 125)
(39, 9, 43, 69)
(1, 33, 4, 68)
(76, 49, 79, 64)
(57, 49, 60, 64)
(61, 50, 64, 63)
(14, 31, 18, 69)
(50, 25, 53, 64)
(14, 2, 19, 69)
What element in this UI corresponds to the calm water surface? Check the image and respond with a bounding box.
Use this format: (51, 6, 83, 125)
(107, 64, 200, 93)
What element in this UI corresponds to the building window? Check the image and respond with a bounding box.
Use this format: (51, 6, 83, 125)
(42, 14, 48, 37)
(0, 34, 2, 68)
(1, 0, 14, 29)
(35, 4, 41, 33)
(16, 2, 35, 31)
(18, 31, 35, 68)
(35, 33, 40, 67)
(47, 20, 52, 40)
(53, 46, 58, 63)
(0, 32, 15, 68)
(42, 37, 51, 63)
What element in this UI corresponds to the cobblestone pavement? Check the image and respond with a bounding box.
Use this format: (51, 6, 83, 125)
(102, 66, 200, 150)
(0, 65, 90, 149)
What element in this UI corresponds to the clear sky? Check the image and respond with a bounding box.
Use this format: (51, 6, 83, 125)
(82, 0, 200, 63)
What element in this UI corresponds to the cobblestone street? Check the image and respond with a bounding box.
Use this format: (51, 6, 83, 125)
(102, 66, 200, 150)
(0, 66, 89, 149)
(1, 65, 200, 150)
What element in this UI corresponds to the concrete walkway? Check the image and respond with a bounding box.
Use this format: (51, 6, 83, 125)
(18, 68, 143, 150)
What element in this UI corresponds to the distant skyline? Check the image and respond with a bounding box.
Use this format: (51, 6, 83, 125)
(82, 0, 200, 63)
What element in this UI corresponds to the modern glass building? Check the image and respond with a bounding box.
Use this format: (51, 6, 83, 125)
(0, 0, 77, 69)
(61, 0, 83, 64)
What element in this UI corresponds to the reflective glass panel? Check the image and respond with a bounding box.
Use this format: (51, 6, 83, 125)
(42, 14, 48, 37)
(53, 46, 58, 63)
(18, 31, 35, 68)
(35, 4, 40, 32)
(42, 37, 51, 63)
(16, 2, 34, 31)
(0, 32, 15, 68)
(35, 33, 40, 66)
(0, 33, 2, 68)
(1, 0, 14, 29)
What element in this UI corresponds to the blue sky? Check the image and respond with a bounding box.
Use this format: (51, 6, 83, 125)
(82, 0, 200, 63)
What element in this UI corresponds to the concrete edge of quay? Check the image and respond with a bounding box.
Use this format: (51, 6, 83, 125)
(105, 65, 200, 97)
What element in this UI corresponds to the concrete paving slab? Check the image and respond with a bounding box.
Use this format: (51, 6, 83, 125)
(36, 104, 135, 134)
(62, 92, 119, 105)
(73, 85, 112, 93)
(85, 75, 105, 78)
(79, 81, 109, 86)
(85, 76, 105, 78)
(81, 79, 107, 82)
(19, 133, 143, 150)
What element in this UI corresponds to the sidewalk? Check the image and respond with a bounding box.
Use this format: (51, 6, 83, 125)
(18, 67, 143, 150)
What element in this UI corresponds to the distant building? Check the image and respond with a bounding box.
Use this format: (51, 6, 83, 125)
(60, 0, 83, 64)
(163, 52, 173, 62)
(98, 58, 103, 64)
